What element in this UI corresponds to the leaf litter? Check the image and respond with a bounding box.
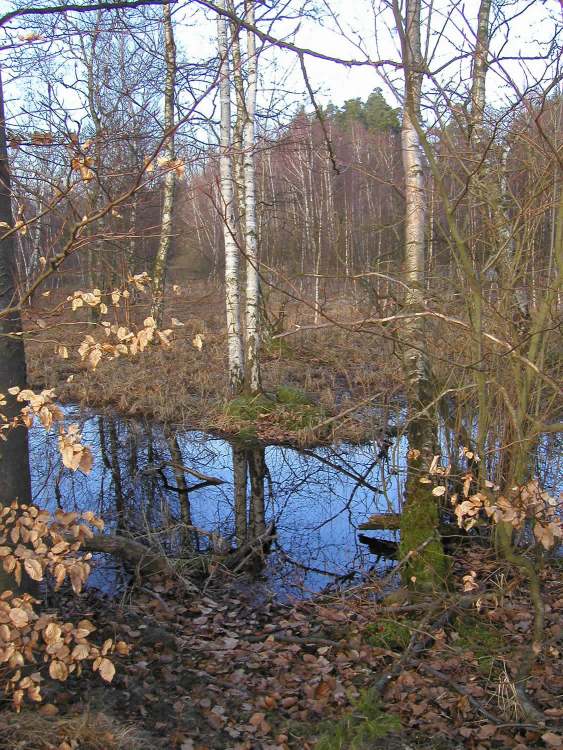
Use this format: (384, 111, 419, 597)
(1, 545, 561, 750)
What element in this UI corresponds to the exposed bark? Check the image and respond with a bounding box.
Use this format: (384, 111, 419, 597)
(396, 0, 444, 588)
(228, 4, 246, 234)
(469, 0, 491, 135)
(242, 0, 261, 394)
(151, 0, 177, 327)
(79, 533, 174, 576)
(217, 0, 244, 393)
(0, 66, 33, 592)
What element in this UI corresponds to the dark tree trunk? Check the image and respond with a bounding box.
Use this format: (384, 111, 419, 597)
(0, 65, 33, 591)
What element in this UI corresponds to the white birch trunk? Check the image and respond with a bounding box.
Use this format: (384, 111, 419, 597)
(217, 1, 244, 393)
(228, 6, 246, 237)
(469, 0, 491, 135)
(396, 0, 445, 587)
(401, 0, 432, 424)
(243, 0, 261, 393)
(151, 0, 176, 327)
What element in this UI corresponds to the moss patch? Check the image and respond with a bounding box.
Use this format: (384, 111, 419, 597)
(364, 620, 412, 650)
(224, 387, 327, 437)
(399, 473, 448, 590)
(225, 394, 275, 421)
(263, 336, 293, 359)
(315, 689, 401, 750)
(275, 385, 314, 406)
(453, 615, 505, 675)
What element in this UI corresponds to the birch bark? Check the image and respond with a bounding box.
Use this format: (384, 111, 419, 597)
(242, 0, 261, 393)
(395, 0, 445, 588)
(151, 0, 177, 327)
(217, 0, 244, 393)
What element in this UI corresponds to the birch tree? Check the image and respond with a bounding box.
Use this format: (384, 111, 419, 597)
(151, 0, 177, 327)
(217, 0, 244, 393)
(242, 0, 261, 394)
(394, 0, 445, 587)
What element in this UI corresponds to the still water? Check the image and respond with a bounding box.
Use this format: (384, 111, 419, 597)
(28, 407, 406, 598)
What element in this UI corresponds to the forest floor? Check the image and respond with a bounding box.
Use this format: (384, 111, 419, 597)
(24, 282, 402, 446)
(1, 547, 561, 750)
(16, 282, 562, 749)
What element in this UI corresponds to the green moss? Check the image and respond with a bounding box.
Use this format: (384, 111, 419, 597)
(454, 615, 505, 675)
(364, 620, 412, 650)
(275, 385, 314, 406)
(315, 689, 401, 750)
(224, 387, 327, 436)
(225, 394, 275, 421)
(399, 475, 448, 590)
(235, 425, 258, 443)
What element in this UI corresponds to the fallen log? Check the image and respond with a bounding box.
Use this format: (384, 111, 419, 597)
(358, 534, 398, 559)
(77, 523, 277, 582)
(79, 534, 174, 577)
(359, 515, 464, 542)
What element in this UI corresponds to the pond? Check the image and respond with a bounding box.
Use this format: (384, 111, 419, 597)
(27, 406, 562, 598)
(28, 406, 407, 598)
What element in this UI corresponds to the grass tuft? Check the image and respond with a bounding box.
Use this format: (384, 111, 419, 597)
(0, 709, 152, 750)
(315, 689, 401, 750)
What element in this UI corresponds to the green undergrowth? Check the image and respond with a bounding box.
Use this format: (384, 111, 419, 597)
(315, 689, 401, 750)
(453, 615, 505, 676)
(224, 386, 327, 437)
(364, 619, 413, 650)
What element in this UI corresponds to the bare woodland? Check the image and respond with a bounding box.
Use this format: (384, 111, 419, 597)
(0, 0, 560, 748)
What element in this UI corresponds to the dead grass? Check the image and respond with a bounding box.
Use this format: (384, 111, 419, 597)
(24, 281, 401, 443)
(0, 709, 152, 750)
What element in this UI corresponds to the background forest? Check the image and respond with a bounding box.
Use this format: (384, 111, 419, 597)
(0, 0, 560, 749)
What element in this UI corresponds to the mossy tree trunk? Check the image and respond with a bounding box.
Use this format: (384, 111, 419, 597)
(394, 0, 445, 589)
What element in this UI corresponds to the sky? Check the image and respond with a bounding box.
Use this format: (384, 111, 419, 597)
(172, 0, 562, 110)
(1, 0, 561, 136)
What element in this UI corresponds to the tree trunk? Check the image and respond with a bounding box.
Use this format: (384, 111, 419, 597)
(0, 65, 33, 592)
(469, 0, 491, 135)
(247, 444, 266, 537)
(242, 0, 261, 394)
(396, 0, 445, 589)
(217, 0, 244, 393)
(151, 0, 177, 327)
(232, 443, 248, 546)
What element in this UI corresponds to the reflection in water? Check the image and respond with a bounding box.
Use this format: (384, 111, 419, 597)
(28, 407, 407, 597)
(27, 407, 562, 597)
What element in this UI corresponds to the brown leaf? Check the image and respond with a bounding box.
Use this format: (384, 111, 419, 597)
(477, 724, 498, 739)
(49, 660, 69, 681)
(9, 607, 29, 628)
(39, 703, 59, 716)
(98, 657, 115, 683)
(24, 558, 43, 581)
(542, 732, 562, 748)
